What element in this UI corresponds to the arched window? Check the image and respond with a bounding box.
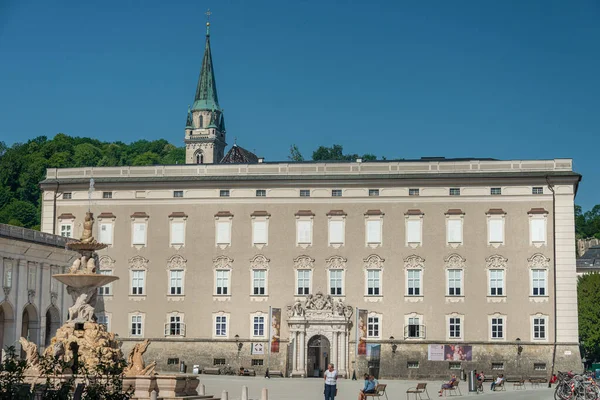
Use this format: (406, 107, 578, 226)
(196, 152, 204, 164)
(198, 115, 203, 128)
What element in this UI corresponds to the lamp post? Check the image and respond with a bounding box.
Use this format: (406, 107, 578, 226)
(390, 336, 397, 354)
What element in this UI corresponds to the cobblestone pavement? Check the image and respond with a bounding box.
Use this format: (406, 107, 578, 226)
(195, 375, 555, 400)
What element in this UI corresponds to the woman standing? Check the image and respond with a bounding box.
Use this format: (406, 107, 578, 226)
(324, 363, 338, 400)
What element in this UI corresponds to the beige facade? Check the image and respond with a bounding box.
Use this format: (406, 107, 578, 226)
(0, 224, 76, 354)
(39, 159, 581, 378)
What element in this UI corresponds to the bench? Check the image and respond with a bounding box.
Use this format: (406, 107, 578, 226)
(529, 377, 547, 388)
(441, 380, 461, 397)
(512, 379, 526, 390)
(406, 382, 429, 400)
(238, 368, 256, 376)
(365, 383, 388, 400)
(268, 370, 283, 377)
(492, 380, 505, 391)
(203, 367, 221, 375)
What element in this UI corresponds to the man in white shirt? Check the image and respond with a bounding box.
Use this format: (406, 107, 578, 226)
(324, 363, 338, 400)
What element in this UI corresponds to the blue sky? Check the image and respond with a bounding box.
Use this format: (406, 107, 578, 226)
(0, 0, 598, 210)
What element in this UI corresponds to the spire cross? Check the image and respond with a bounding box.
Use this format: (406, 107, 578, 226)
(205, 9, 212, 22)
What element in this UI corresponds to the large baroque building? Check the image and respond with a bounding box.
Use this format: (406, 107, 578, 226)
(39, 22, 582, 378)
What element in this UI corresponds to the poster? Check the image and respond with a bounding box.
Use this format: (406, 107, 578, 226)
(366, 343, 381, 359)
(251, 342, 265, 355)
(428, 344, 473, 361)
(270, 308, 281, 353)
(357, 309, 368, 355)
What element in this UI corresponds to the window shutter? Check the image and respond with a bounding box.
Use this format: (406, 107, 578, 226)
(489, 219, 503, 243)
(253, 221, 267, 244)
(133, 223, 145, 244)
(329, 220, 344, 243)
(297, 220, 311, 243)
(420, 325, 426, 339)
(367, 220, 381, 243)
(531, 219, 545, 242)
(447, 220, 462, 243)
(164, 323, 169, 336)
(217, 221, 231, 244)
(407, 220, 421, 243)
(171, 222, 184, 244)
(99, 223, 112, 244)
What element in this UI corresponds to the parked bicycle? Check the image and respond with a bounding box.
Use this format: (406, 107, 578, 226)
(220, 365, 236, 375)
(554, 371, 600, 400)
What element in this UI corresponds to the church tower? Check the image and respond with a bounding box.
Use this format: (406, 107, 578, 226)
(185, 20, 227, 164)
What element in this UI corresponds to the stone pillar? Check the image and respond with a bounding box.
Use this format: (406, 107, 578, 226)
(331, 331, 338, 369)
(292, 330, 298, 373)
(340, 330, 347, 377)
(298, 330, 306, 376)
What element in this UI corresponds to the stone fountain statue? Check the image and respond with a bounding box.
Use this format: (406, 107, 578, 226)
(36, 211, 123, 372)
(123, 339, 157, 377)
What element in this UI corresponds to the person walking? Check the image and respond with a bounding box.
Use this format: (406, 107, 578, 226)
(324, 363, 338, 400)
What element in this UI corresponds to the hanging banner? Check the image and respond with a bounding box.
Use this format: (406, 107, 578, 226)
(270, 308, 281, 353)
(428, 344, 473, 361)
(357, 309, 368, 355)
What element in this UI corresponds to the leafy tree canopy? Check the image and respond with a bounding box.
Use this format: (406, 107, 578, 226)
(578, 273, 600, 362)
(312, 144, 377, 162)
(576, 205, 600, 239)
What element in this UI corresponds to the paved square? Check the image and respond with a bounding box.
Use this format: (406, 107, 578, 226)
(195, 375, 554, 400)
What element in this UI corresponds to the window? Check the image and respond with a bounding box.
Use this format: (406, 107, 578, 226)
(99, 223, 113, 245)
(97, 314, 109, 331)
(102, 191, 113, 199)
(489, 270, 504, 296)
(131, 270, 145, 295)
(406, 317, 421, 338)
(491, 317, 504, 339)
(407, 361, 419, 369)
(449, 188, 460, 196)
(167, 314, 183, 336)
(490, 188, 501, 195)
(253, 316, 265, 337)
(491, 363, 504, 371)
(449, 317, 461, 339)
(253, 270, 266, 295)
(366, 220, 382, 244)
(449, 362, 461, 370)
(131, 315, 142, 336)
(447, 269, 462, 296)
(216, 270, 230, 295)
(409, 188, 420, 196)
(253, 220, 267, 245)
(216, 221, 231, 244)
(251, 359, 264, 366)
(329, 270, 343, 296)
(488, 219, 504, 244)
(332, 189, 342, 197)
(407, 269, 421, 296)
(133, 222, 146, 245)
(171, 221, 185, 245)
(530, 218, 546, 244)
(532, 187, 543, 195)
(367, 270, 380, 295)
(98, 270, 112, 295)
(62, 192, 72, 199)
(297, 220, 312, 245)
(213, 358, 226, 366)
(60, 224, 72, 238)
(328, 220, 344, 245)
(447, 219, 463, 243)
(534, 363, 547, 371)
(367, 316, 380, 338)
(368, 189, 379, 197)
(297, 270, 311, 295)
(531, 269, 546, 296)
(533, 317, 546, 339)
(406, 219, 422, 244)
(300, 190, 311, 197)
(173, 190, 184, 198)
(169, 270, 183, 295)
(215, 315, 227, 337)
(256, 190, 266, 197)
(168, 357, 180, 365)
(220, 189, 230, 197)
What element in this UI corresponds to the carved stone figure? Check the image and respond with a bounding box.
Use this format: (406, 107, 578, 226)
(53, 341, 65, 360)
(292, 299, 304, 316)
(334, 299, 345, 316)
(68, 258, 81, 274)
(19, 337, 40, 374)
(304, 292, 333, 311)
(80, 212, 96, 243)
(344, 306, 354, 319)
(86, 256, 96, 273)
(68, 293, 95, 322)
(124, 339, 157, 377)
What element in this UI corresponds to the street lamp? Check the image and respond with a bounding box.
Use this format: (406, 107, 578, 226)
(235, 334, 243, 351)
(516, 338, 523, 356)
(390, 336, 397, 354)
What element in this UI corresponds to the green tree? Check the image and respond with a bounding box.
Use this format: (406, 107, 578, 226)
(576, 204, 600, 239)
(0, 200, 39, 228)
(312, 144, 378, 162)
(132, 151, 161, 166)
(161, 147, 186, 164)
(73, 143, 102, 167)
(579, 273, 600, 362)
(288, 144, 304, 162)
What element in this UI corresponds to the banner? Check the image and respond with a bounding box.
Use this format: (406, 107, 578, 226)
(367, 343, 381, 359)
(428, 344, 473, 361)
(251, 343, 265, 355)
(357, 309, 368, 355)
(270, 308, 281, 353)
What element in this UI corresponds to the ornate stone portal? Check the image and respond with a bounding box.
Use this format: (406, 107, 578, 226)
(287, 292, 353, 378)
(19, 212, 123, 374)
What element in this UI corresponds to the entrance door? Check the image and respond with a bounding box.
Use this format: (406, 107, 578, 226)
(307, 335, 330, 378)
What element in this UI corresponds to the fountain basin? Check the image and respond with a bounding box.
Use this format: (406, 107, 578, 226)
(53, 273, 119, 288)
(66, 242, 108, 251)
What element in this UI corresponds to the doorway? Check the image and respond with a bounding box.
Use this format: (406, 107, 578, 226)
(307, 335, 330, 378)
